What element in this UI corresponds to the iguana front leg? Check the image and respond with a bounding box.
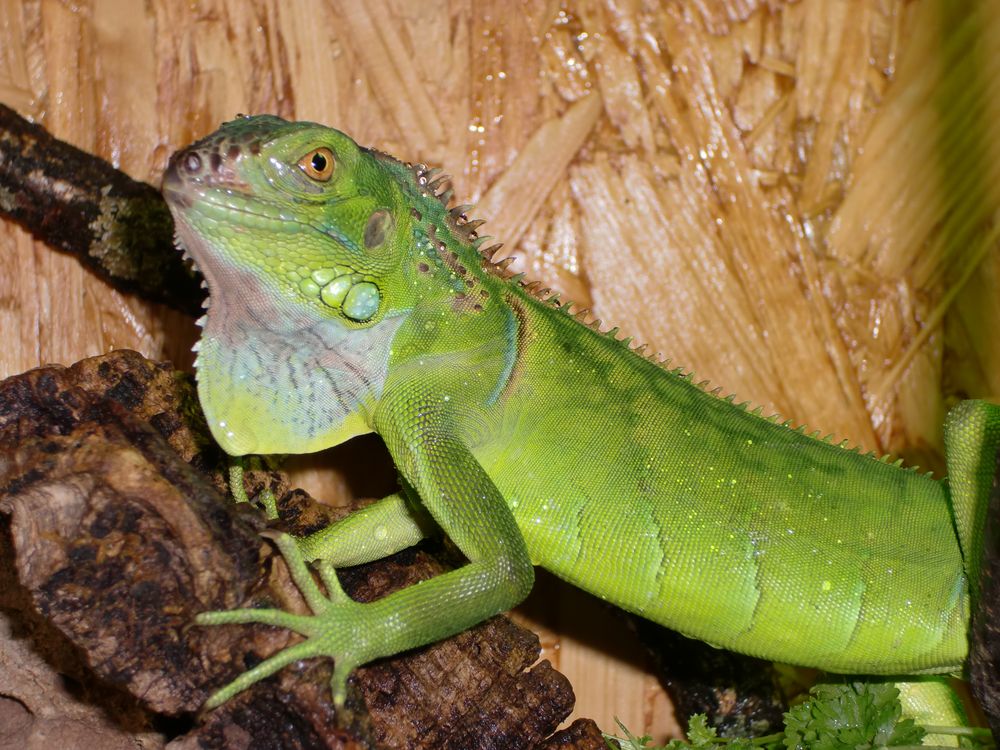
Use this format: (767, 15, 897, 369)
(197, 407, 535, 708)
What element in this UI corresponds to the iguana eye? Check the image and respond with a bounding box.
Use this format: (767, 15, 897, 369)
(298, 147, 335, 181)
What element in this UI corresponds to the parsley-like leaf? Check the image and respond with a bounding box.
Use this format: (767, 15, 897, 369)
(783, 682, 924, 749)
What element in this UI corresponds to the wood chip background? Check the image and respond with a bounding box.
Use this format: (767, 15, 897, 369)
(1, 0, 998, 742)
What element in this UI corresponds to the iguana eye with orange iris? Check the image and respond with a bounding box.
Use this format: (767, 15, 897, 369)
(298, 147, 335, 181)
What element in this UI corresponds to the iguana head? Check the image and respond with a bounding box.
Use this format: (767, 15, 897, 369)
(162, 115, 416, 455)
(164, 115, 416, 324)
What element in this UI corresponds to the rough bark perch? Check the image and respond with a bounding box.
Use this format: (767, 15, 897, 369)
(0, 350, 604, 749)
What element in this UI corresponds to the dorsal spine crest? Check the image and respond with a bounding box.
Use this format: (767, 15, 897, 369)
(397, 153, 923, 474)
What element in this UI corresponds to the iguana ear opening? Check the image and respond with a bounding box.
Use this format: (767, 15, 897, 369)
(363, 209, 394, 250)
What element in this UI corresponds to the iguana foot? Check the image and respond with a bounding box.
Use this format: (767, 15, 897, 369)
(196, 531, 369, 708)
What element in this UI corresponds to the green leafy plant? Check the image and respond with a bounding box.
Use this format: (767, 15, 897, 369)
(783, 683, 923, 749)
(604, 682, 994, 750)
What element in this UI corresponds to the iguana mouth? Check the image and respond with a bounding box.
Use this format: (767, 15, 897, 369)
(168, 186, 303, 229)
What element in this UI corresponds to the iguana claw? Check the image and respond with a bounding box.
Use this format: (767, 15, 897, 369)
(196, 531, 364, 708)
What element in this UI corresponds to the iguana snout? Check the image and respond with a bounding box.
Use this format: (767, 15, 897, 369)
(162, 114, 288, 202)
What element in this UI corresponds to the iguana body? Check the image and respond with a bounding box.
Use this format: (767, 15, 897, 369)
(162, 115, 999, 711)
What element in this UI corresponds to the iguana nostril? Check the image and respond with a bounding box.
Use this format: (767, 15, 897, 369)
(210, 152, 222, 172)
(183, 151, 202, 174)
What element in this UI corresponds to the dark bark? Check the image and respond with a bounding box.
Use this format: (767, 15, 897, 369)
(0, 104, 202, 315)
(969, 439, 1000, 737)
(0, 350, 586, 749)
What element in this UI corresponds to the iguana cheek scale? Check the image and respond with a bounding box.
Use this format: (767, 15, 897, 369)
(162, 115, 1000, 715)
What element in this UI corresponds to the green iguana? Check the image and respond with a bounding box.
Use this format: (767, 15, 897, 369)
(161, 115, 999, 727)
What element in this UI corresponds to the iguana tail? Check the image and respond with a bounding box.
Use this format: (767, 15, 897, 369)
(944, 399, 1000, 606)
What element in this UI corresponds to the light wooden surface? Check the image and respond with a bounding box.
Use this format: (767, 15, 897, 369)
(1, 0, 998, 741)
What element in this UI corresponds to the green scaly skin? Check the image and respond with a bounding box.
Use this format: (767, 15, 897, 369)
(162, 115, 1000, 716)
